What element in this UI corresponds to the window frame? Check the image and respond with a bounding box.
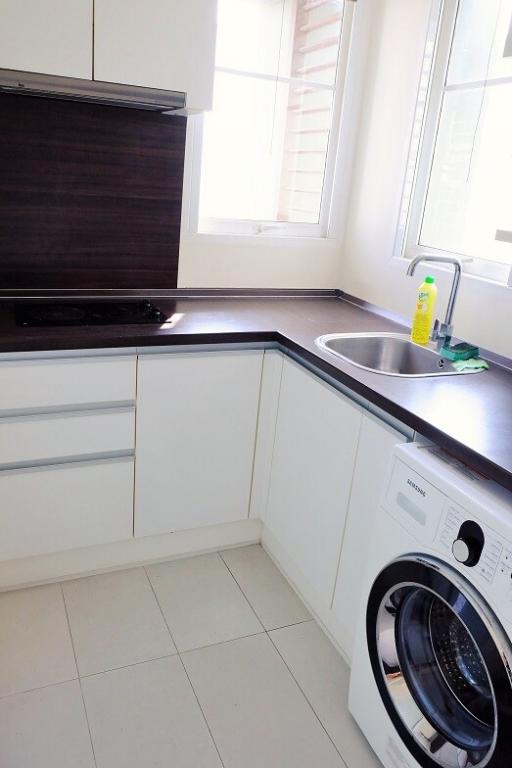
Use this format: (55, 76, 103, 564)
(183, 0, 356, 244)
(395, 0, 512, 286)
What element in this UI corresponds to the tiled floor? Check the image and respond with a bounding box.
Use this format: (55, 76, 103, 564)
(0, 544, 382, 768)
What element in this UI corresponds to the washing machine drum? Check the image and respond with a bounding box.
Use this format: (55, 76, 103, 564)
(366, 556, 512, 768)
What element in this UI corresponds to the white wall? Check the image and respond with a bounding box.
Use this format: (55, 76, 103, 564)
(178, 0, 511, 358)
(177, 234, 341, 289)
(338, 0, 512, 358)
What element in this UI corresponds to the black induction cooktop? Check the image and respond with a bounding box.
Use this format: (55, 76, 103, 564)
(15, 300, 168, 327)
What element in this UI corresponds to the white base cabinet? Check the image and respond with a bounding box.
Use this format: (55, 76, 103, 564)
(331, 412, 407, 661)
(265, 358, 363, 609)
(0, 353, 136, 562)
(0, 345, 412, 631)
(135, 351, 263, 537)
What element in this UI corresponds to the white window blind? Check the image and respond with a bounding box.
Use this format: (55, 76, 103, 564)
(401, 0, 512, 281)
(197, 0, 349, 237)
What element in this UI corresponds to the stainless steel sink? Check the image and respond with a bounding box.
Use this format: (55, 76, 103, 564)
(315, 333, 485, 378)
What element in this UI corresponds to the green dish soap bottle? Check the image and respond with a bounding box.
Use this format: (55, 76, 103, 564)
(411, 275, 437, 346)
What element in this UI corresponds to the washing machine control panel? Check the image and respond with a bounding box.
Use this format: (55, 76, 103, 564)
(436, 502, 512, 620)
(496, 547, 512, 618)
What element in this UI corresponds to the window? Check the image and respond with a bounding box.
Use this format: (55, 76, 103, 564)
(195, 0, 353, 238)
(399, 0, 512, 283)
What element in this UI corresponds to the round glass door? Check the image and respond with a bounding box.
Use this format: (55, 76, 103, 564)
(367, 557, 512, 768)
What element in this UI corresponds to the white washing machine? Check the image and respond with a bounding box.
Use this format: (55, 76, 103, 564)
(349, 442, 512, 768)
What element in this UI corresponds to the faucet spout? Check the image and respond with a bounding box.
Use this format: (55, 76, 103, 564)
(406, 255, 463, 350)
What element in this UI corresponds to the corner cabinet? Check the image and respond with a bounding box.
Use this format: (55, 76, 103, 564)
(265, 359, 363, 609)
(134, 350, 263, 537)
(0, 0, 93, 78)
(94, 0, 217, 111)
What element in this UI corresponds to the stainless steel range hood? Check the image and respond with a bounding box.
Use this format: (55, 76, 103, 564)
(0, 68, 186, 114)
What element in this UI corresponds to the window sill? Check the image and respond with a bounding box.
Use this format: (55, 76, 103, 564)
(181, 230, 342, 250)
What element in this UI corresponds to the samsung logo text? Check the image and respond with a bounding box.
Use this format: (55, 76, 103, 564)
(407, 479, 426, 497)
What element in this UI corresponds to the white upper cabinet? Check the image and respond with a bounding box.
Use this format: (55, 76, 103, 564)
(266, 359, 363, 609)
(94, 0, 217, 111)
(0, 0, 93, 78)
(134, 351, 263, 537)
(0, 0, 217, 110)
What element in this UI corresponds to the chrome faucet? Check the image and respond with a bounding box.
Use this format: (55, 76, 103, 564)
(406, 255, 463, 351)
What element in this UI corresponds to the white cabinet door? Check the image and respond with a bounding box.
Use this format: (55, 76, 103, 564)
(266, 359, 363, 608)
(94, 0, 217, 111)
(134, 351, 263, 537)
(0, 457, 134, 561)
(331, 412, 408, 661)
(0, 0, 93, 78)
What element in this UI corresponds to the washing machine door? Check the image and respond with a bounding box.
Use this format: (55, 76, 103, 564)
(366, 555, 512, 768)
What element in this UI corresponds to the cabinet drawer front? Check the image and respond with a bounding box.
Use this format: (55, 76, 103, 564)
(0, 355, 136, 413)
(0, 409, 134, 467)
(0, 458, 134, 561)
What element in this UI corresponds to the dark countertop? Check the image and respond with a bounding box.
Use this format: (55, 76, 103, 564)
(1, 293, 511, 493)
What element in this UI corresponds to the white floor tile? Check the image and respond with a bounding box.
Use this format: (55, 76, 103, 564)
(0, 583, 76, 697)
(146, 553, 263, 652)
(270, 621, 382, 768)
(63, 567, 176, 676)
(221, 545, 311, 629)
(82, 656, 222, 768)
(0, 680, 95, 768)
(182, 633, 345, 768)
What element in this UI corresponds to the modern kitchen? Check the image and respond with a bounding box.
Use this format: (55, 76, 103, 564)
(0, 1, 511, 767)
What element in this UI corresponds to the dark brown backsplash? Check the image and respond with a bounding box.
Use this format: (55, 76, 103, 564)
(0, 93, 186, 291)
